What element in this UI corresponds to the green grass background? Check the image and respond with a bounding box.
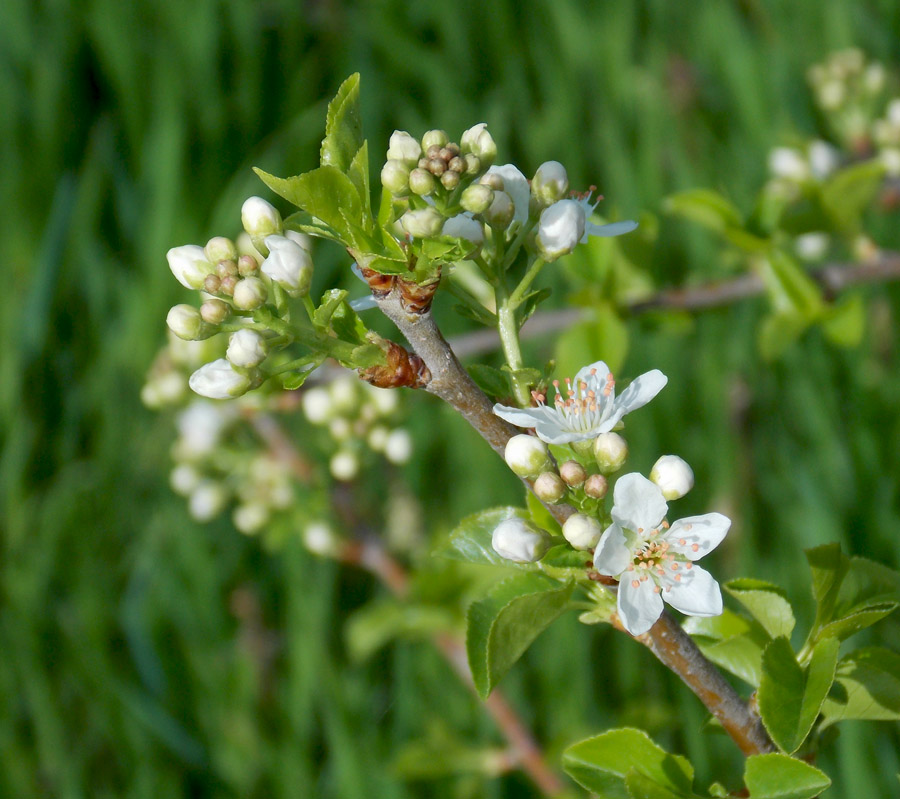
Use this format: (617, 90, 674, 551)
(2, 0, 900, 796)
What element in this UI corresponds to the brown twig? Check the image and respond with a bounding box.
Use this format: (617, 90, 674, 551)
(373, 284, 775, 757)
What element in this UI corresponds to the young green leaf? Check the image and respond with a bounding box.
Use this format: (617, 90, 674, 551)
(805, 543, 849, 634)
(320, 73, 363, 173)
(821, 647, 900, 725)
(347, 140, 372, 226)
(663, 188, 743, 234)
(725, 579, 796, 640)
(436, 507, 533, 567)
(683, 610, 770, 687)
(744, 753, 830, 799)
(344, 598, 457, 663)
(820, 159, 885, 231)
(466, 573, 573, 698)
(562, 728, 694, 798)
(758, 636, 839, 753)
(467, 364, 511, 401)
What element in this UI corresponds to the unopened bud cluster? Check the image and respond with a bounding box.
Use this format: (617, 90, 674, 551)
(301, 375, 412, 482)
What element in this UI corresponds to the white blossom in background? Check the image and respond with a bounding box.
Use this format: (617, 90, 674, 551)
(304, 522, 337, 556)
(494, 361, 666, 445)
(175, 400, 236, 458)
(649, 455, 695, 500)
(302, 386, 334, 424)
(384, 429, 413, 464)
(330, 450, 359, 481)
(189, 359, 252, 400)
(794, 232, 830, 261)
(491, 518, 552, 563)
(808, 140, 840, 179)
(768, 147, 809, 181)
(188, 480, 228, 522)
(593, 473, 730, 635)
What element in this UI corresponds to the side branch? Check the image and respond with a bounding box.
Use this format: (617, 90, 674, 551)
(375, 288, 774, 757)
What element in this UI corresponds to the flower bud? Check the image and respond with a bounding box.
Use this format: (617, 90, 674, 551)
(237, 254, 260, 277)
(330, 450, 359, 481)
(232, 277, 268, 310)
(386, 130, 422, 168)
(170, 464, 202, 496)
(421, 129, 448, 150)
(200, 299, 230, 325)
(483, 190, 515, 229)
(491, 518, 552, 563)
(188, 480, 227, 522)
(219, 275, 238, 296)
(241, 196, 283, 247)
(460, 183, 494, 214)
(408, 168, 436, 196)
(768, 147, 809, 182)
(226, 329, 268, 368)
(303, 521, 337, 556)
(464, 153, 482, 175)
(167, 244, 212, 289)
(593, 432, 628, 474)
(385, 429, 413, 464)
(440, 170, 460, 190)
(216, 259, 238, 278)
(189, 359, 252, 399)
(167, 304, 209, 340)
(649, 454, 694, 500)
(533, 472, 566, 503)
(584, 473, 608, 499)
(531, 161, 569, 207)
(562, 513, 603, 550)
(205, 236, 238, 264)
(480, 172, 504, 191)
(399, 207, 444, 239)
(460, 123, 497, 167)
(233, 503, 270, 535)
(559, 460, 587, 487)
(381, 159, 410, 195)
(261, 235, 313, 296)
(302, 386, 333, 424)
(504, 434, 552, 479)
(536, 200, 585, 261)
(442, 214, 484, 246)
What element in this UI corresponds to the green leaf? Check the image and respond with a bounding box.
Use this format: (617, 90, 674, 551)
(683, 610, 769, 687)
(345, 598, 457, 663)
(624, 770, 686, 799)
(518, 287, 553, 325)
(664, 188, 743, 234)
(320, 73, 363, 173)
(744, 754, 830, 799)
(436, 507, 532, 567)
(822, 647, 900, 725)
(563, 728, 694, 798)
(806, 543, 849, 634)
(278, 367, 317, 390)
(466, 573, 573, 698)
(758, 312, 809, 361)
(758, 636, 839, 753)
(525, 491, 563, 538)
(331, 300, 370, 346)
(760, 250, 823, 320)
(725, 579, 795, 640)
(467, 364, 511, 401)
(313, 288, 349, 327)
(553, 305, 628, 377)
(254, 166, 362, 244)
(820, 158, 885, 230)
(347, 140, 372, 226)
(821, 292, 865, 349)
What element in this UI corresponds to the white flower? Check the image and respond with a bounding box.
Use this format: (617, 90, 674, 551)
(188, 480, 228, 522)
(386, 130, 422, 168)
(384, 429, 413, 464)
(460, 122, 497, 165)
(593, 473, 730, 635)
(537, 193, 638, 261)
(400, 207, 444, 238)
(768, 147, 809, 181)
(175, 400, 236, 458)
(808, 140, 839, 179)
(486, 164, 531, 226)
(442, 214, 484, 246)
(491, 518, 552, 563)
(226, 329, 268, 368)
(262, 235, 313, 296)
(493, 361, 667, 445)
(167, 244, 211, 289)
(649, 455, 694, 500)
(189, 359, 252, 399)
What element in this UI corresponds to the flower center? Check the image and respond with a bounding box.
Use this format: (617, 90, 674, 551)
(625, 522, 693, 593)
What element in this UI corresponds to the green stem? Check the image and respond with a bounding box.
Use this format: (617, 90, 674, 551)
(302, 294, 317, 322)
(508, 257, 546, 307)
(495, 281, 531, 407)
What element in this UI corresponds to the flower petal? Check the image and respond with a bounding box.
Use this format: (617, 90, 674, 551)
(611, 473, 667, 533)
(486, 164, 530, 226)
(617, 577, 664, 635)
(574, 360, 611, 387)
(583, 219, 639, 241)
(615, 369, 667, 414)
(593, 523, 631, 576)
(667, 513, 731, 560)
(492, 403, 559, 430)
(664, 565, 722, 617)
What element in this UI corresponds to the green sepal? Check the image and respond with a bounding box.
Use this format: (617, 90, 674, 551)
(743, 753, 830, 799)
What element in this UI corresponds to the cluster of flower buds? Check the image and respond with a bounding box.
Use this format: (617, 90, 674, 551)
(164, 196, 315, 401)
(301, 375, 413, 481)
(766, 141, 841, 190)
(872, 99, 900, 176)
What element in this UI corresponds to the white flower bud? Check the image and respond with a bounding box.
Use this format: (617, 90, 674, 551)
(460, 123, 497, 167)
(408, 168, 436, 196)
(593, 432, 628, 474)
(442, 214, 484, 246)
(385, 429, 413, 464)
(170, 464, 202, 496)
(888, 99, 900, 126)
(562, 513, 603, 550)
(226, 329, 268, 368)
(808, 140, 839, 179)
(188, 480, 227, 522)
(205, 236, 238, 264)
(233, 503, 269, 535)
(330, 450, 359, 481)
(303, 521, 337, 556)
(536, 200, 585, 261)
(366, 385, 399, 415)
(531, 161, 569, 206)
(818, 81, 845, 110)
(483, 190, 515, 229)
(381, 159, 410, 195)
(768, 147, 809, 181)
(491, 518, 552, 563)
(399, 207, 444, 239)
(232, 277, 268, 310)
(167, 304, 208, 340)
(167, 244, 211, 289)
(302, 386, 333, 424)
(864, 63, 885, 94)
(367, 425, 389, 451)
(387, 130, 422, 168)
(330, 377, 359, 413)
(559, 460, 587, 487)
(881, 148, 900, 177)
(241, 196, 283, 242)
(504, 434, 552, 479)
(262, 235, 313, 296)
(794, 232, 829, 261)
(533, 472, 566, 503)
(649, 454, 695, 500)
(421, 129, 448, 150)
(189, 359, 252, 399)
(200, 299, 230, 324)
(460, 183, 494, 214)
(328, 417, 352, 441)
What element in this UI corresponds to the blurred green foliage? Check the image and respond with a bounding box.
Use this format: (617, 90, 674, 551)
(2, 0, 900, 796)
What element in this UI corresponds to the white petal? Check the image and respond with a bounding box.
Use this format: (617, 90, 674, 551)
(487, 164, 530, 225)
(492, 403, 559, 430)
(574, 360, 611, 386)
(611, 473, 667, 533)
(615, 369, 667, 414)
(667, 513, 731, 560)
(583, 219, 638, 240)
(664, 565, 722, 617)
(617, 578, 664, 635)
(593, 524, 632, 575)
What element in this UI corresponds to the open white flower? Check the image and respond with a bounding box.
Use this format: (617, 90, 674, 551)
(493, 360, 667, 444)
(594, 473, 730, 635)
